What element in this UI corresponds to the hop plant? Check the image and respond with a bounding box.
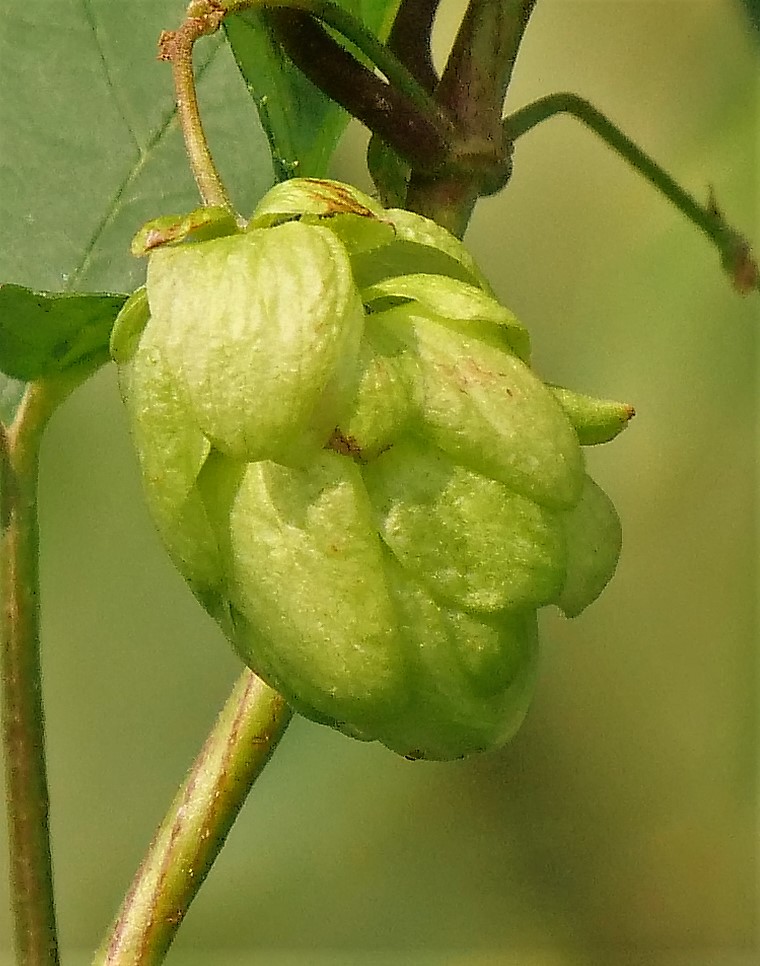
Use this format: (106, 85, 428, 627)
(111, 179, 631, 761)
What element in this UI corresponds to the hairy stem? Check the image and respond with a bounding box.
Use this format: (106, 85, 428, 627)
(93, 671, 292, 966)
(1, 384, 62, 966)
(386, 0, 442, 94)
(167, 0, 455, 202)
(503, 92, 759, 293)
(159, 7, 233, 209)
(405, 0, 538, 235)
(437, 0, 537, 131)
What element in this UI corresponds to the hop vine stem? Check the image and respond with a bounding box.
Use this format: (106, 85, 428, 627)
(1, 384, 64, 966)
(224, 0, 446, 126)
(1, 1, 751, 964)
(2, 356, 114, 964)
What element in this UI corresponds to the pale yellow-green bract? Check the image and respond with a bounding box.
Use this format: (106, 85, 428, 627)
(112, 179, 629, 760)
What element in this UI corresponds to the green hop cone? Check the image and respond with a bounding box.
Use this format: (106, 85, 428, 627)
(113, 179, 632, 761)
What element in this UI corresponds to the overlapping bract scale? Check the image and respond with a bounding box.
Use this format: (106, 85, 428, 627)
(113, 178, 629, 760)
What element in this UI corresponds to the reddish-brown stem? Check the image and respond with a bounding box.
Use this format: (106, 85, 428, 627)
(1, 385, 63, 966)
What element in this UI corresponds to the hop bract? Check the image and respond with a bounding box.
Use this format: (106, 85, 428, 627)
(112, 179, 631, 761)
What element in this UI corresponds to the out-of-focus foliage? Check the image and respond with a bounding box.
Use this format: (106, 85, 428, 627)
(740, 0, 760, 32)
(0, 1, 756, 963)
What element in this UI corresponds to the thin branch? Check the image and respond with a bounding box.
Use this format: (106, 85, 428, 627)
(165, 0, 457, 199)
(226, 0, 449, 130)
(502, 91, 759, 294)
(386, 0, 442, 94)
(265, 8, 451, 170)
(93, 670, 292, 966)
(365, 0, 443, 205)
(437, 0, 538, 133)
(158, 5, 233, 209)
(1, 384, 63, 966)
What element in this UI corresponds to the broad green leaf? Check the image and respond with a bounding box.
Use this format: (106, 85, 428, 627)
(225, 0, 401, 181)
(0, 1, 273, 424)
(0, 285, 126, 382)
(0, 1, 273, 297)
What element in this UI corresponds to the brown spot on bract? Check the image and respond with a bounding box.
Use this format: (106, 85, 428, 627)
(325, 428, 365, 462)
(301, 179, 376, 218)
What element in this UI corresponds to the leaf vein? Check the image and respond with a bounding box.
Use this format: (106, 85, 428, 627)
(67, 41, 223, 293)
(80, 0, 142, 154)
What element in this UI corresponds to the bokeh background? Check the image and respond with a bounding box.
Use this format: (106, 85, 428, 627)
(1, 1, 757, 963)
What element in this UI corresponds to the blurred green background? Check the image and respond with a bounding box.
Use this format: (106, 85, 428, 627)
(0, 1, 757, 964)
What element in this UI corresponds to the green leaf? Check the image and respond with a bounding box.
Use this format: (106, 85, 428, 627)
(366, 134, 409, 207)
(225, 0, 401, 181)
(741, 0, 760, 34)
(0, 2, 272, 427)
(0, 284, 127, 382)
(0, 1, 273, 297)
